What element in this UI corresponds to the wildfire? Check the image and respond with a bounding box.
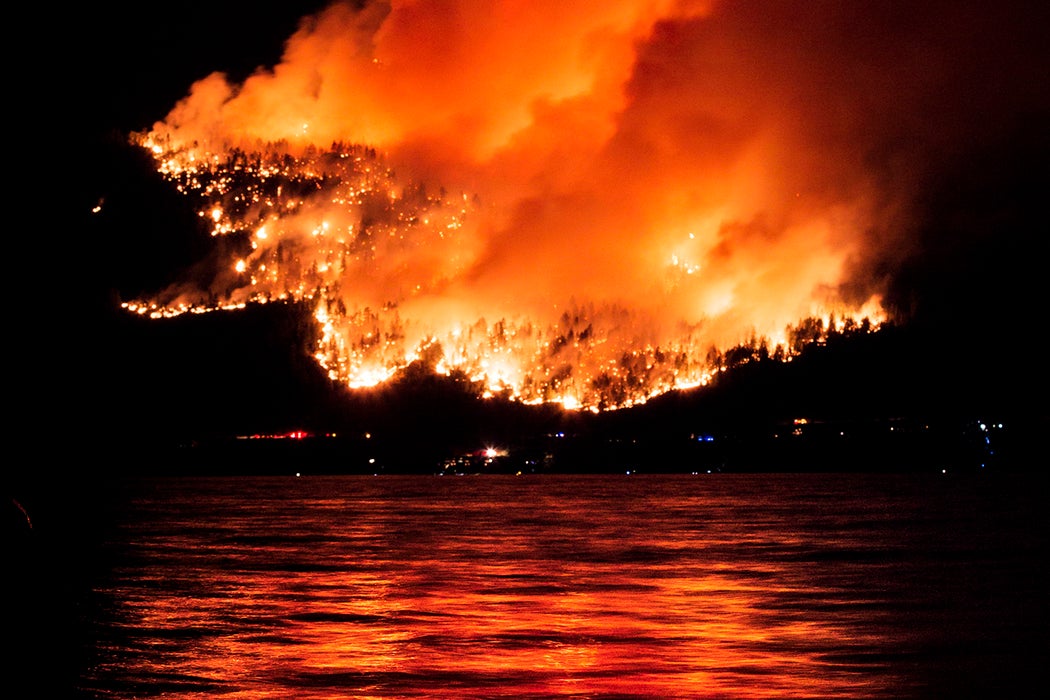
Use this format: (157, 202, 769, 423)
(121, 1, 901, 411)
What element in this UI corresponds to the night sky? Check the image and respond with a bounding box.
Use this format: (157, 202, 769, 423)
(19, 1, 1049, 461)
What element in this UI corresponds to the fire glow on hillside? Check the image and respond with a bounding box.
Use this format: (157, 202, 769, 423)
(120, 0, 919, 410)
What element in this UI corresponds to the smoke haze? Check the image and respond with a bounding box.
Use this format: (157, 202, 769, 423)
(129, 0, 1047, 405)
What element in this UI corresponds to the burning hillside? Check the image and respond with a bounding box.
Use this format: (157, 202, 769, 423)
(123, 133, 881, 409)
(117, 0, 1044, 410)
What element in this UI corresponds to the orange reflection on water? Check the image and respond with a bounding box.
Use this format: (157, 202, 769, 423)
(88, 476, 916, 698)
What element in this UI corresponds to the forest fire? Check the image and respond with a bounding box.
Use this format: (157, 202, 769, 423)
(118, 0, 927, 411)
(124, 135, 881, 410)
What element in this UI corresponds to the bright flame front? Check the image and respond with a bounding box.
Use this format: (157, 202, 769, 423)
(124, 134, 882, 410)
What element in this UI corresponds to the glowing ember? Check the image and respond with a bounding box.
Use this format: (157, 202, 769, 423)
(123, 1, 896, 410)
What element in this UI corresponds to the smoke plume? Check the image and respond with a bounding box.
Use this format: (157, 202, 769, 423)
(131, 0, 1048, 407)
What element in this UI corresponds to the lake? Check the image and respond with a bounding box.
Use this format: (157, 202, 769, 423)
(9, 472, 1044, 698)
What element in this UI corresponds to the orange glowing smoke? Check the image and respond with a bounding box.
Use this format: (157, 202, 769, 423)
(125, 0, 1011, 409)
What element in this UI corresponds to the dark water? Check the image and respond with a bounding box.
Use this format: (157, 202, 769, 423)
(16, 473, 1045, 698)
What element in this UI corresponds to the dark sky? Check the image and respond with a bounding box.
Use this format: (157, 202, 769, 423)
(19, 1, 1049, 450)
(59, 3, 332, 135)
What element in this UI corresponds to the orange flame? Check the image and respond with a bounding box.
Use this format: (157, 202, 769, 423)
(125, 1, 908, 409)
